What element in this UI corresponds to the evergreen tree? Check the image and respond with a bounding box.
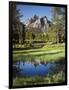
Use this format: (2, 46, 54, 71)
(52, 7, 65, 43)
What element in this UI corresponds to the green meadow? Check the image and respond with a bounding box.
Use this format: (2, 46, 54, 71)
(13, 43, 65, 62)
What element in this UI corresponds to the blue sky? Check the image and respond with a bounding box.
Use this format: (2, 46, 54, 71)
(16, 5, 53, 23)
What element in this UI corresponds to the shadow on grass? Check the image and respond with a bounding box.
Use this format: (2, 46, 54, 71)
(13, 49, 50, 54)
(13, 47, 42, 51)
(14, 50, 63, 56)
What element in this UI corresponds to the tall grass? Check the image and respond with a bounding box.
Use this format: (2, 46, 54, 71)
(13, 71, 65, 87)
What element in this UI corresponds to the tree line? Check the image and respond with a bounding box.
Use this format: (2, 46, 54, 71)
(12, 3, 65, 47)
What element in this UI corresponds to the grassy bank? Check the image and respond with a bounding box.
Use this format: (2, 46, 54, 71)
(13, 43, 65, 62)
(13, 70, 65, 87)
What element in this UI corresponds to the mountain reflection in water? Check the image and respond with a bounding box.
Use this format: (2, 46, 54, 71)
(13, 61, 56, 77)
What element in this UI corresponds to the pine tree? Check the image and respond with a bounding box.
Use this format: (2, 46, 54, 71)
(52, 7, 65, 43)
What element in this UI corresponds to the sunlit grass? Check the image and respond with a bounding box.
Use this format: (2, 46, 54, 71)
(13, 43, 65, 62)
(13, 43, 65, 53)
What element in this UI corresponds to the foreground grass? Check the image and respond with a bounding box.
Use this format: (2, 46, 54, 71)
(13, 43, 65, 62)
(13, 71, 65, 87)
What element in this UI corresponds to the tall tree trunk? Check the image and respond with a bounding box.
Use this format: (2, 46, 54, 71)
(19, 24, 23, 44)
(56, 31, 59, 44)
(22, 25, 25, 44)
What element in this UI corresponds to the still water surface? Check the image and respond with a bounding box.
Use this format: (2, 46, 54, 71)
(13, 61, 56, 77)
